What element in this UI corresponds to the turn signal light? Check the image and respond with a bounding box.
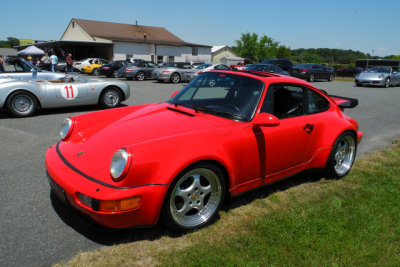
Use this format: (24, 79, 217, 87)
(98, 196, 141, 212)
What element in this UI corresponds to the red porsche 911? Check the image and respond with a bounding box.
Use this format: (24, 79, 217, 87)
(45, 70, 363, 231)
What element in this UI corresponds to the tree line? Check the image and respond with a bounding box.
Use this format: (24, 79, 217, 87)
(0, 37, 20, 48)
(232, 32, 400, 65)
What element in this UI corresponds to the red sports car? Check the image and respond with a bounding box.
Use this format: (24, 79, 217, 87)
(45, 70, 363, 231)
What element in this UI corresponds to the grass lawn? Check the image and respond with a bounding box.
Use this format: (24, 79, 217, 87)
(56, 141, 400, 267)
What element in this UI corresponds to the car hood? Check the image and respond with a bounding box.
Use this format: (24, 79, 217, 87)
(357, 72, 387, 79)
(58, 103, 233, 181)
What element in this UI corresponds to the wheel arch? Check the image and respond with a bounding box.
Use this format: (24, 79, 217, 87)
(4, 89, 42, 109)
(98, 85, 126, 103)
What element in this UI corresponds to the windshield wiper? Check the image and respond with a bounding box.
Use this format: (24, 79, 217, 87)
(191, 104, 248, 120)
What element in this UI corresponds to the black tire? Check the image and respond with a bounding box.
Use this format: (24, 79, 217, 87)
(136, 72, 145, 81)
(325, 131, 357, 179)
(355, 83, 362, 87)
(384, 78, 390, 88)
(328, 74, 335, 82)
(112, 70, 119, 78)
(308, 74, 315, 82)
(6, 91, 37, 117)
(170, 73, 181, 84)
(99, 87, 121, 108)
(127, 77, 133, 80)
(92, 68, 100, 76)
(161, 163, 226, 231)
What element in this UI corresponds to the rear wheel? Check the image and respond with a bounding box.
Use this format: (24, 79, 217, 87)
(92, 68, 100, 76)
(328, 74, 334, 81)
(7, 91, 37, 117)
(170, 73, 181, 83)
(136, 72, 145, 81)
(308, 74, 315, 82)
(325, 131, 356, 178)
(99, 87, 121, 108)
(112, 70, 119, 78)
(161, 163, 225, 231)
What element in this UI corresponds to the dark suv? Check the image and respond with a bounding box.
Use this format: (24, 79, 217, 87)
(261, 58, 293, 71)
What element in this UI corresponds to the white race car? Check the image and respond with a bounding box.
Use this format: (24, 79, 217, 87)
(0, 75, 130, 117)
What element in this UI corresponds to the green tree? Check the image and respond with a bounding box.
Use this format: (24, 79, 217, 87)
(7, 37, 19, 47)
(234, 32, 281, 62)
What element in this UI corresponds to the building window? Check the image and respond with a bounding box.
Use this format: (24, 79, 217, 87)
(192, 47, 198, 56)
(126, 54, 133, 60)
(157, 55, 164, 63)
(168, 56, 174, 63)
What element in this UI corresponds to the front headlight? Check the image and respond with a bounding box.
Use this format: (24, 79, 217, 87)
(60, 118, 74, 140)
(110, 148, 132, 181)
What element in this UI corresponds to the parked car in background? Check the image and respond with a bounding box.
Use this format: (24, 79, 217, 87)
(45, 70, 362, 231)
(0, 57, 67, 80)
(98, 60, 130, 78)
(0, 75, 130, 117)
(184, 63, 230, 81)
(153, 62, 193, 83)
(335, 66, 364, 77)
(244, 63, 289, 75)
(230, 62, 246, 70)
(261, 58, 293, 71)
(290, 63, 335, 82)
(118, 61, 158, 80)
(81, 59, 109, 75)
(354, 66, 400, 87)
(56, 59, 78, 72)
(73, 58, 107, 72)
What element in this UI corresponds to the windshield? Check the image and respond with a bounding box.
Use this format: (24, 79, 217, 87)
(168, 72, 264, 121)
(367, 66, 391, 73)
(195, 64, 212, 70)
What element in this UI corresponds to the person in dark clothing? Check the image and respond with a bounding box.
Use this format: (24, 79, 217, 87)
(66, 53, 73, 73)
(0, 56, 5, 73)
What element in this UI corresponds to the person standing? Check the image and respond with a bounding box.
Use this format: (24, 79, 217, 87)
(0, 56, 5, 73)
(50, 53, 58, 72)
(41, 53, 51, 71)
(66, 53, 73, 73)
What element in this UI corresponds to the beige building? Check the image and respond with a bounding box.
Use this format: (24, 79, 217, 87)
(60, 18, 212, 63)
(211, 45, 243, 63)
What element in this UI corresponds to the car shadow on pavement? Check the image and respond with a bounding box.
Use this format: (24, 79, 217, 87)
(50, 191, 183, 246)
(50, 171, 324, 246)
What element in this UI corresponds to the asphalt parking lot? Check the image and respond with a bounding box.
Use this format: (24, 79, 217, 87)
(1, 76, 400, 266)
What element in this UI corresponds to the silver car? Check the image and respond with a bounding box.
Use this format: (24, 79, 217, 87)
(153, 62, 193, 83)
(0, 75, 130, 117)
(0, 58, 67, 80)
(355, 66, 400, 87)
(184, 63, 230, 81)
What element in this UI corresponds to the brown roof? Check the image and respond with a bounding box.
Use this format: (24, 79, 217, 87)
(72, 19, 210, 47)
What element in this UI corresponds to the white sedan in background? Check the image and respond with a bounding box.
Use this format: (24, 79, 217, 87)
(184, 63, 230, 81)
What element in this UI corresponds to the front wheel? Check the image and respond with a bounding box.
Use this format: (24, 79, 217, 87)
(161, 163, 225, 231)
(7, 91, 37, 117)
(99, 87, 121, 108)
(325, 131, 357, 178)
(384, 78, 390, 88)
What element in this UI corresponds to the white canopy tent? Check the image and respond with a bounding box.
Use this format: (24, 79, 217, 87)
(17, 45, 45, 56)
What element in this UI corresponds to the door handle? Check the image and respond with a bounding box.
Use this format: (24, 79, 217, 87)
(303, 123, 314, 134)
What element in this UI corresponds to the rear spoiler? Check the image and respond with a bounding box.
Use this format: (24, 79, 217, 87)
(328, 94, 359, 109)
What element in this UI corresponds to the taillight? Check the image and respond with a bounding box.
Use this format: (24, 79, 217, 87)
(103, 67, 109, 70)
(198, 71, 203, 74)
(162, 70, 171, 73)
(76, 62, 81, 65)
(300, 69, 307, 73)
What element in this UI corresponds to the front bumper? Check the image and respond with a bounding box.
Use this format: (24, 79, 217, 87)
(354, 78, 385, 86)
(81, 68, 93, 74)
(45, 144, 169, 229)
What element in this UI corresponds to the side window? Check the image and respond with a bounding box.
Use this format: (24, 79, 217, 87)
(307, 89, 330, 113)
(260, 84, 305, 119)
(215, 65, 230, 70)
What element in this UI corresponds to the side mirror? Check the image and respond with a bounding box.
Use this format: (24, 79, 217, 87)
(170, 90, 179, 98)
(252, 113, 280, 128)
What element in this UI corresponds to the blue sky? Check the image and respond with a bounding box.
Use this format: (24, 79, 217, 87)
(1, 0, 399, 56)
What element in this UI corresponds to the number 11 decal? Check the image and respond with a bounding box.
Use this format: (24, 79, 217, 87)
(61, 84, 78, 100)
